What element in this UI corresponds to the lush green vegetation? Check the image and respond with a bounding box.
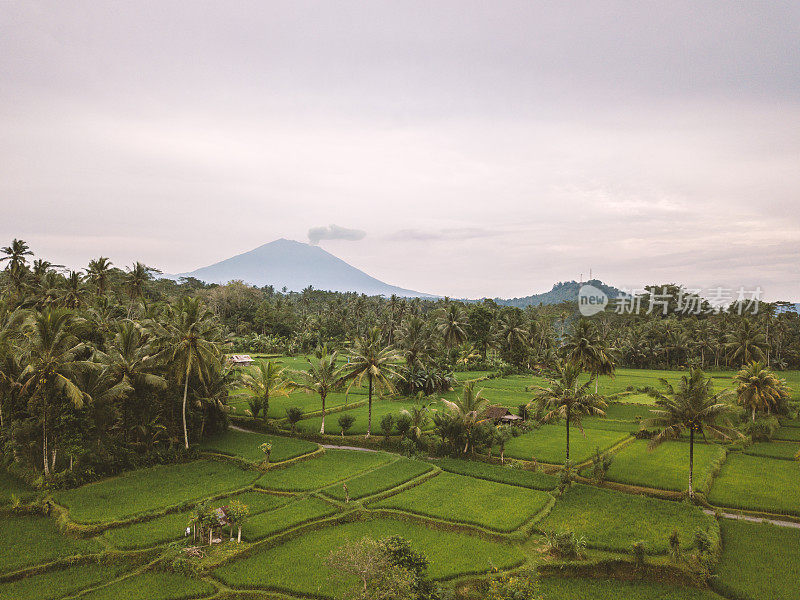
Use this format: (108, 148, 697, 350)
(434, 457, 558, 490)
(0, 514, 101, 574)
(601, 440, 727, 492)
(0, 470, 35, 504)
(371, 472, 552, 531)
(707, 453, 800, 516)
(214, 517, 525, 596)
(294, 399, 442, 435)
(713, 518, 800, 600)
(502, 425, 628, 464)
(539, 577, 726, 599)
(741, 441, 800, 460)
(0, 563, 129, 600)
(78, 572, 216, 600)
(56, 460, 257, 523)
(103, 510, 194, 550)
(244, 496, 340, 541)
(539, 484, 715, 553)
(322, 458, 434, 501)
(256, 449, 392, 491)
(198, 429, 317, 463)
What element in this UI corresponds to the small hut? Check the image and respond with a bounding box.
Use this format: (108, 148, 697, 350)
(485, 405, 524, 425)
(228, 354, 255, 367)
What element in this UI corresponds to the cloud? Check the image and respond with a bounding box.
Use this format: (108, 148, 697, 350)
(308, 224, 366, 245)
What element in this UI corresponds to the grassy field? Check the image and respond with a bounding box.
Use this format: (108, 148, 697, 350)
(713, 518, 800, 600)
(538, 484, 714, 553)
(0, 563, 129, 600)
(601, 440, 727, 493)
(502, 424, 629, 464)
(322, 458, 434, 501)
(56, 460, 258, 523)
(213, 517, 524, 597)
(773, 426, 800, 441)
(370, 471, 552, 532)
(229, 389, 366, 418)
(539, 577, 726, 599)
(199, 429, 317, 463)
(741, 441, 800, 460)
(256, 449, 392, 491)
(707, 453, 800, 516)
(433, 458, 558, 490)
(78, 572, 216, 600)
(244, 496, 340, 541)
(0, 514, 101, 574)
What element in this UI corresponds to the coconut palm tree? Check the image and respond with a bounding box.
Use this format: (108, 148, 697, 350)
(562, 319, 616, 393)
(159, 297, 221, 449)
(291, 350, 343, 434)
(725, 319, 768, 367)
(61, 271, 87, 309)
(396, 316, 432, 370)
(341, 327, 403, 438)
(643, 369, 740, 498)
(529, 361, 607, 462)
(100, 321, 167, 434)
(437, 304, 468, 351)
(19, 309, 90, 475)
(0, 307, 25, 429)
(733, 361, 790, 421)
(441, 382, 489, 454)
(1, 239, 33, 295)
(86, 257, 113, 297)
(238, 360, 289, 422)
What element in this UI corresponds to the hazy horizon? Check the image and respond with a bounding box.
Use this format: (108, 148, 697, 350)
(2, 2, 799, 300)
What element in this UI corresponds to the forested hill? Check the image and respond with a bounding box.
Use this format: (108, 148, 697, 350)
(493, 279, 624, 308)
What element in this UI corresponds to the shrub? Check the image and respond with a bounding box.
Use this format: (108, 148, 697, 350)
(590, 447, 613, 483)
(338, 414, 356, 437)
(380, 414, 396, 440)
(631, 540, 646, 566)
(545, 530, 586, 559)
(396, 414, 412, 438)
(485, 570, 539, 600)
(742, 415, 779, 442)
(286, 407, 304, 433)
(557, 460, 577, 495)
(669, 529, 681, 561)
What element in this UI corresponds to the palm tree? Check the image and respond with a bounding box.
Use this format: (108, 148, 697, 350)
(396, 316, 432, 370)
(725, 319, 769, 367)
(61, 271, 86, 309)
(341, 327, 403, 438)
(529, 362, 607, 462)
(19, 309, 90, 475)
(159, 297, 221, 449)
(0, 239, 33, 273)
(400, 401, 431, 442)
(562, 319, 615, 393)
(441, 382, 489, 453)
(86, 257, 113, 297)
(125, 262, 160, 316)
(644, 369, 740, 498)
(101, 321, 167, 433)
(237, 360, 289, 422)
(437, 304, 468, 351)
(733, 361, 790, 422)
(494, 310, 529, 365)
(0, 307, 25, 429)
(291, 350, 343, 434)
(1, 239, 33, 295)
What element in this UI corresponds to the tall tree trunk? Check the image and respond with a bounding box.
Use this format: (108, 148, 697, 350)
(42, 399, 50, 476)
(319, 393, 326, 434)
(688, 429, 695, 499)
(264, 390, 269, 423)
(182, 369, 190, 450)
(366, 374, 373, 438)
(565, 406, 570, 462)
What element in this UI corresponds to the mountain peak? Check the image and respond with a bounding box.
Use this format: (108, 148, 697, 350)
(177, 239, 434, 297)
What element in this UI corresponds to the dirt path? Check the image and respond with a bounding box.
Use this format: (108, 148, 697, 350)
(704, 509, 800, 529)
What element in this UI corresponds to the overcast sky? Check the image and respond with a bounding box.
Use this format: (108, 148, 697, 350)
(2, 1, 799, 300)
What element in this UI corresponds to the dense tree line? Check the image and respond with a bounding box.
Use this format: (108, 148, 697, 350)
(1, 239, 797, 486)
